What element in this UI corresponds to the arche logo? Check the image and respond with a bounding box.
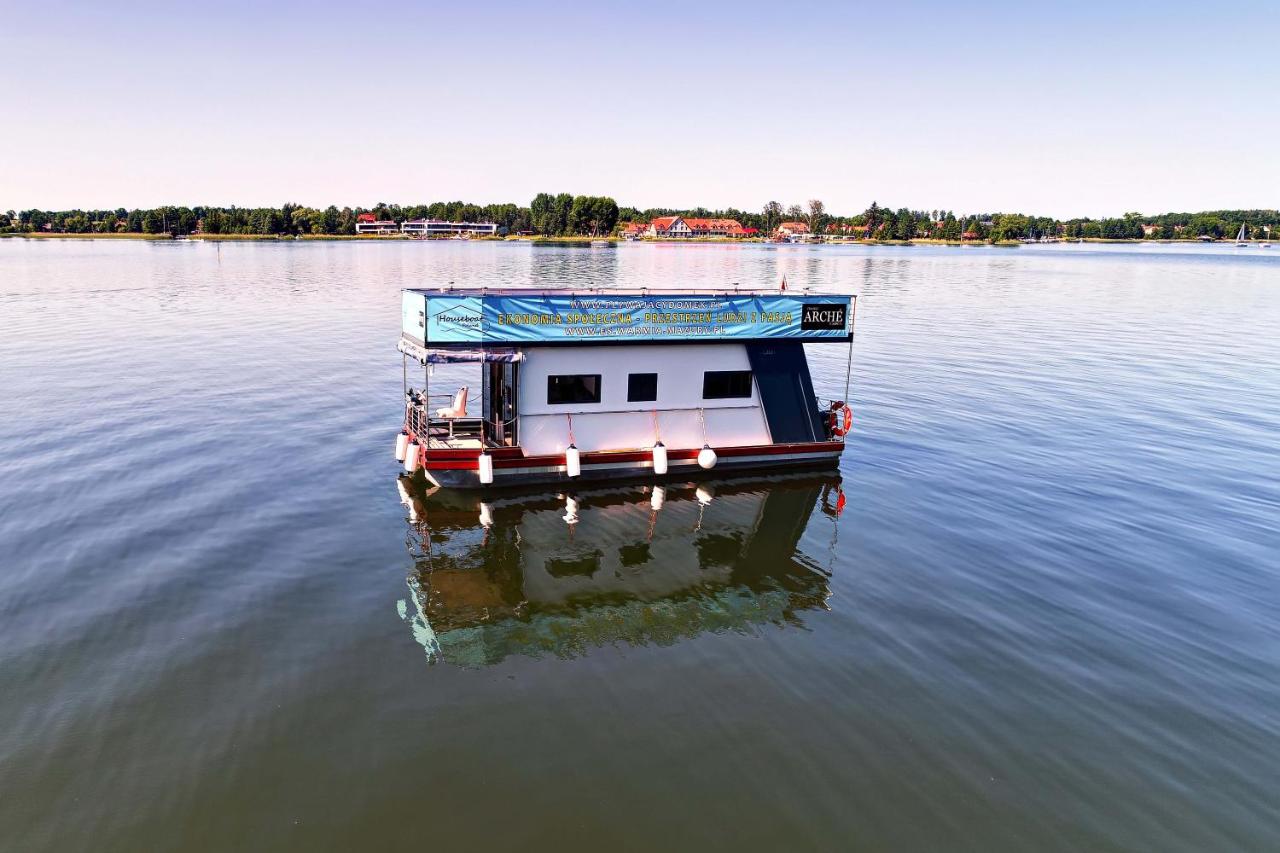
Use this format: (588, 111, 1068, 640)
(800, 303, 847, 331)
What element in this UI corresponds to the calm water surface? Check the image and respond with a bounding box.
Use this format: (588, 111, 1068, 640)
(2, 240, 1278, 851)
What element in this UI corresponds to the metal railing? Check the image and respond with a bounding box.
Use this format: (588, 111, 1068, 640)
(404, 390, 496, 447)
(406, 389, 849, 447)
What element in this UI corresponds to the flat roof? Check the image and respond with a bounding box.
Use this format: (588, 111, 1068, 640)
(406, 285, 856, 298)
(402, 288, 855, 345)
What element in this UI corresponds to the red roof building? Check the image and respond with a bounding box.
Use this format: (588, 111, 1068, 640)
(683, 217, 746, 237)
(645, 216, 752, 238)
(647, 216, 692, 237)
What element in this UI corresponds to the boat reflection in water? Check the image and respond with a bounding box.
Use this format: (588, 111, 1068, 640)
(395, 473, 846, 666)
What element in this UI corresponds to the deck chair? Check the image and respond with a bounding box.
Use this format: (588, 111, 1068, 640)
(435, 386, 468, 436)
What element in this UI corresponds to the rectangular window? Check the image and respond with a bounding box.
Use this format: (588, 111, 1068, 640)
(547, 374, 601, 405)
(702, 370, 753, 399)
(627, 372, 658, 402)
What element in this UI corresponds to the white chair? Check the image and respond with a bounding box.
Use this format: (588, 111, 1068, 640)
(435, 386, 468, 436)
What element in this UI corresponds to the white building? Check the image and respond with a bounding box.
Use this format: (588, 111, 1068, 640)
(401, 219, 498, 237)
(355, 214, 398, 234)
(647, 216, 693, 238)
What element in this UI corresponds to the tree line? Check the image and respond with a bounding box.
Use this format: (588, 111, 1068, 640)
(1, 199, 1275, 241)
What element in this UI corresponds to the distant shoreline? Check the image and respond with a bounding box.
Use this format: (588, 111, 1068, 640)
(0, 232, 1253, 247)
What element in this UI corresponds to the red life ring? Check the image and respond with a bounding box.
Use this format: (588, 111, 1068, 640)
(831, 405, 853, 437)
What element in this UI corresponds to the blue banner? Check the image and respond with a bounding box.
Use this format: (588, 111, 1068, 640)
(403, 292, 852, 344)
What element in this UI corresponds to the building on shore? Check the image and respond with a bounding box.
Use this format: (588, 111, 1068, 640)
(684, 217, 748, 237)
(647, 216, 693, 238)
(356, 213, 398, 234)
(776, 221, 811, 241)
(645, 216, 750, 238)
(401, 219, 498, 237)
(621, 222, 648, 240)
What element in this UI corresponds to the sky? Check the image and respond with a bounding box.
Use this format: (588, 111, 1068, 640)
(2, 0, 1277, 219)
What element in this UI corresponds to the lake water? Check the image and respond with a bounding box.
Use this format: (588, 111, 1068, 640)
(2, 239, 1278, 851)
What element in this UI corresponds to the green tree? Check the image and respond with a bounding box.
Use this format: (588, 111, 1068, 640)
(762, 200, 782, 234)
(587, 196, 618, 236)
(991, 213, 1029, 241)
(894, 208, 915, 240)
(807, 199, 826, 234)
(864, 202, 880, 235)
(530, 193, 555, 235)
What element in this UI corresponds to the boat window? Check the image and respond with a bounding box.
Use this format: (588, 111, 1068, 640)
(702, 370, 753, 399)
(627, 372, 658, 402)
(547, 374, 602, 405)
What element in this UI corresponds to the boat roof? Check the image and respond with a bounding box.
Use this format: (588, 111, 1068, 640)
(401, 286, 856, 346)
(406, 285, 855, 298)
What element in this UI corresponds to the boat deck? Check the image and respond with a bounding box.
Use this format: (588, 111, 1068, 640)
(405, 399, 496, 450)
(427, 433, 485, 450)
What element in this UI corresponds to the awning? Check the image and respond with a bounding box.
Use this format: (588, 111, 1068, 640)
(398, 338, 523, 364)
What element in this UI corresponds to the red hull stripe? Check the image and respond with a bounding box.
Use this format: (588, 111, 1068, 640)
(422, 441, 843, 470)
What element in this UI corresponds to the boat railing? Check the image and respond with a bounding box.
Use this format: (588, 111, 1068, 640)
(407, 389, 849, 448)
(404, 391, 494, 448)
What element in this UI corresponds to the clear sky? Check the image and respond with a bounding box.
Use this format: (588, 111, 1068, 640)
(2, 1, 1276, 219)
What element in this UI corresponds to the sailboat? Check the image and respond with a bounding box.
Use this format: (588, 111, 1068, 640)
(1235, 223, 1248, 247)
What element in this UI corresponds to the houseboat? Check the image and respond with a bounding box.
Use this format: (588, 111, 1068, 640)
(394, 286, 856, 489)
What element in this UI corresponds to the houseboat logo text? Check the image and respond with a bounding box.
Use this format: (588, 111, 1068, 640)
(433, 307, 484, 330)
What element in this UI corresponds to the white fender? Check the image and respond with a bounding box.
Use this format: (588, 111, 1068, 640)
(404, 442, 421, 473)
(652, 442, 668, 476)
(395, 431, 410, 462)
(478, 452, 494, 485)
(565, 444, 581, 478)
(697, 445, 717, 470)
